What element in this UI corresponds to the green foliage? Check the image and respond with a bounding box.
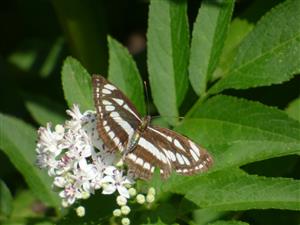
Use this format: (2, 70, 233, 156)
(208, 221, 249, 225)
(62, 56, 93, 111)
(147, 0, 189, 123)
(286, 97, 300, 122)
(108, 36, 146, 115)
(0, 180, 13, 217)
(209, 0, 300, 94)
(25, 95, 66, 126)
(189, 0, 235, 95)
(0, 114, 60, 208)
(178, 169, 300, 211)
(1, 0, 300, 224)
(179, 95, 300, 170)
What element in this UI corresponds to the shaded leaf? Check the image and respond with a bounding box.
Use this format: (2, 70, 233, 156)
(208, 220, 249, 225)
(61, 56, 93, 111)
(141, 220, 169, 225)
(25, 95, 66, 126)
(0, 180, 13, 217)
(7, 37, 65, 78)
(147, 0, 189, 123)
(286, 97, 300, 122)
(107, 36, 146, 115)
(189, 0, 235, 95)
(192, 208, 228, 225)
(0, 114, 60, 208)
(213, 18, 254, 80)
(9, 190, 49, 220)
(209, 0, 300, 94)
(52, 0, 107, 73)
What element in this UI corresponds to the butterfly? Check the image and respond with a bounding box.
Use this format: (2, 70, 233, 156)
(92, 75, 213, 180)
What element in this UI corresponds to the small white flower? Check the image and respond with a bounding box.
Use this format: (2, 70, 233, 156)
(36, 123, 62, 156)
(121, 205, 131, 215)
(59, 185, 80, 206)
(136, 194, 145, 204)
(121, 217, 130, 225)
(53, 176, 67, 188)
(101, 167, 132, 198)
(65, 105, 84, 131)
(76, 206, 85, 217)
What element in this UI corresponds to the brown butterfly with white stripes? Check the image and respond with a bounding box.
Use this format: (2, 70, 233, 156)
(92, 75, 213, 180)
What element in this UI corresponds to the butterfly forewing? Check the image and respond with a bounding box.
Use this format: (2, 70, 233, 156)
(92, 75, 141, 153)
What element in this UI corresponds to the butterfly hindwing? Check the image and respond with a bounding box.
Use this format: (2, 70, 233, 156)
(125, 126, 212, 180)
(148, 127, 213, 175)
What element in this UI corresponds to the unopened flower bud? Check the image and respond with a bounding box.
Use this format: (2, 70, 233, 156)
(116, 195, 127, 206)
(55, 124, 65, 134)
(121, 205, 131, 215)
(136, 194, 145, 204)
(121, 217, 130, 225)
(116, 159, 124, 167)
(148, 187, 156, 196)
(81, 191, 90, 199)
(146, 194, 155, 203)
(62, 199, 69, 208)
(76, 206, 85, 217)
(128, 188, 137, 197)
(113, 209, 121, 217)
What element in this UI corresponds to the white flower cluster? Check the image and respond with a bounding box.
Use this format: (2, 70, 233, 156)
(36, 105, 134, 208)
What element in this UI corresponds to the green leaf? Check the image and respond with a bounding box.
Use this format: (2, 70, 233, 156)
(180, 95, 300, 170)
(167, 169, 300, 211)
(192, 208, 228, 225)
(147, 0, 189, 123)
(0, 180, 13, 217)
(208, 220, 249, 225)
(186, 169, 300, 211)
(61, 56, 93, 111)
(189, 0, 235, 95)
(0, 114, 60, 208)
(10, 190, 44, 219)
(213, 18, 254, 80)
(209, 0, 300, 94)
(107, 36, 146, 115)
(141, 220, 169, 225)
(286, 97, 300, 122)
(25, 95, 66, 126)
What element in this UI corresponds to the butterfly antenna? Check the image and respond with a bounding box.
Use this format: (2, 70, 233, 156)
(144, 80, 150, 116)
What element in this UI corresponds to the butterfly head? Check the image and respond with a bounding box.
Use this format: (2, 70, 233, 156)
(139, 116, 151, 132)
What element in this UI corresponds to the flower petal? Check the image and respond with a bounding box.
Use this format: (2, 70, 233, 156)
(102, 184, 116, 195)
(117, 185, 130, 199)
